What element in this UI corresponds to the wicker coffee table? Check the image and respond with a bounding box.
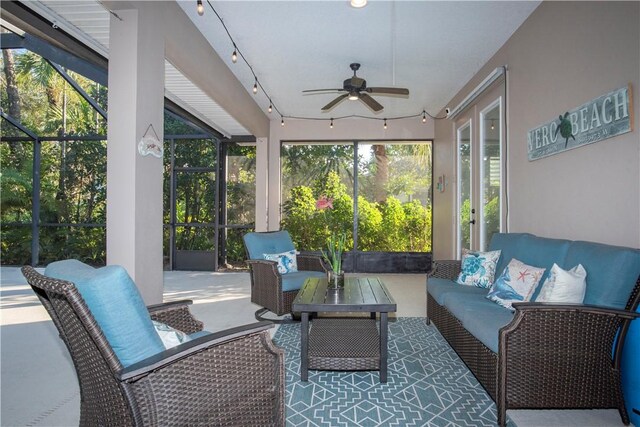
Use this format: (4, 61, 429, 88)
(292, 276, 397, 382)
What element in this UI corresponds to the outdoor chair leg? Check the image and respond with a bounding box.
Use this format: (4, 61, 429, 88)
(254, 308, 300, 324)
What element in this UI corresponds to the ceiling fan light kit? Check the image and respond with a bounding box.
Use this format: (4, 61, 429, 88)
(350, 0, 367, 8)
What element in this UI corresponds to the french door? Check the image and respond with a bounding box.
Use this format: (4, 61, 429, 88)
(455, 89, 504, 256)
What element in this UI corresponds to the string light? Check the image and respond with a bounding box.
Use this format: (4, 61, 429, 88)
(491, 119, 495, 130)
(198, 1, 450, 128)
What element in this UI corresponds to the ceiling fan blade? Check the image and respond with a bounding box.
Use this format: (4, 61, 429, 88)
(321, 93, 349, 111)
(302, 88, 344, 93)
(366, 87, 410, 96)
(359, 93, 384, 112)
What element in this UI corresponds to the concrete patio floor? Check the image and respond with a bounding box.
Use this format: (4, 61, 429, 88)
(0, 267, 626, 426)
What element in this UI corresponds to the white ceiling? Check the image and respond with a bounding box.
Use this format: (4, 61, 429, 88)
(178, 0, 539, 119)
(20, 1, 540, 135)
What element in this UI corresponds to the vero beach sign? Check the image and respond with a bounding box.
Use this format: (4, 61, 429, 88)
(527, 85, 633, 161)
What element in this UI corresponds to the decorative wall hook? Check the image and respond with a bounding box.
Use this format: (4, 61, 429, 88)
(138, 124, 163, 158)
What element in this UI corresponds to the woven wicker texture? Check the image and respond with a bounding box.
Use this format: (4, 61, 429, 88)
(428, 260, 461, 280)
(428, 275, 640, 427)
(308, 318, 380, 371)
(148, 304, 204, 334)
(22, 266, 285, 427)
(246, 250, 328, 316)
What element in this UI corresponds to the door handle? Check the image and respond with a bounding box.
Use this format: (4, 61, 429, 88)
(469, 219, 476, 225)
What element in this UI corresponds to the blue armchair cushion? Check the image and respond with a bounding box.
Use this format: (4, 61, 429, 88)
(281, 270, 326, 292)
(244, 231, 295, 261)
(44, 260, 165, 367)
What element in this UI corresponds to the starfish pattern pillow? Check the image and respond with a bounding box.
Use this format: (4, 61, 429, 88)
(487, 258, 545, 310)
(456, 249, 502, 288)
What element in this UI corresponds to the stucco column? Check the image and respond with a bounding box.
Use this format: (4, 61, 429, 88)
(267, 132, 281, 231)
(106, 8, 164, 304)
(255, 137, 269, 232)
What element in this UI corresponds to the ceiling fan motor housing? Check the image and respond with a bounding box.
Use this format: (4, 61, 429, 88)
(344, 77, 366, 91)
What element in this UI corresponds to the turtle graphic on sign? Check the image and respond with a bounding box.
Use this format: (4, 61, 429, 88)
(554, 112, 576, 148)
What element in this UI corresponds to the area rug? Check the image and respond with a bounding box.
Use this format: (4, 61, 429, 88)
(273, 317, 515, 427)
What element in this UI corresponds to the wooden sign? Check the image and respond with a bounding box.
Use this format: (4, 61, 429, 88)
(527, 85, 633, 161)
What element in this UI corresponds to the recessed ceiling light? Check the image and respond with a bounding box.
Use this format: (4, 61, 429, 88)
(350, 0, 367, 8)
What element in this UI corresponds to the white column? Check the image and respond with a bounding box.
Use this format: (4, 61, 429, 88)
(267, 133, 281, 231)
(106, 8, 164, 304)
(255, 137, 269, 232)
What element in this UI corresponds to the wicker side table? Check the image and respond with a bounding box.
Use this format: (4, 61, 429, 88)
(292, 276, 397, 383)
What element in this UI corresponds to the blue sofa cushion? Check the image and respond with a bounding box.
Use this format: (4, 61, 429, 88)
(281, 270, 326, 292)
(44, 260, 165, 367)
(444, 295, 514, 353)
(427, 277, 488, 305)
(565, 241, 640, 309)
(488, 233, 531, 279)
(489, 233, 572, 300)
(244, 231, 295, 260)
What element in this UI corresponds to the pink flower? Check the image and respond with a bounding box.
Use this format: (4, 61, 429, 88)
(316, 196, 333, 210)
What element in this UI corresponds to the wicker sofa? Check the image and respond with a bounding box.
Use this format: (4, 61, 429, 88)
(426, 233, 640, 426)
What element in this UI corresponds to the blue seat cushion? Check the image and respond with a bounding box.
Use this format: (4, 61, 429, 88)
(281, 271, 326, 292)
(488, 233, 530, 281)
(565, 241, 640, 309)
(444, 295, 514, 353)
(44, 260, 165, 367)
(427, 277, 487, 305)
(244, 231, 295, 260)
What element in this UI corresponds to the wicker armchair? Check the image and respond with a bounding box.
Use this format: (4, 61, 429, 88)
(22, 266, 285, 427)
(427, 260, 640, 427)
(243, 231, 328, 322)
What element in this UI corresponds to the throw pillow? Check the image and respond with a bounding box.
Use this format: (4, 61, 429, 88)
(152, 321, 192, 349)
(44, 260, 165, 367)
(456, 249, 502, 288)
(263, 249, 298, 274)
(536, 263, 587, 303)
(486, 258, 545, 310)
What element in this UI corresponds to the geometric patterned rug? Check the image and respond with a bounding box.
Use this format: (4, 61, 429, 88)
(273, 317, 515, 427)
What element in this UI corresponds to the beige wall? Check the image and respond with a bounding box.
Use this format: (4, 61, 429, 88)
(434, 1, 640, 257)
(265, 117, 434, 230)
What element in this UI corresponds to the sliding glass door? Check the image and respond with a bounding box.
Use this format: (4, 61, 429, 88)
(455, 91, 504, 255)
(280, 140, 432, 272)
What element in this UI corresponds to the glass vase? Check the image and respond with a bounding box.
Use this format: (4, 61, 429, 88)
(327, 270, 345, 289)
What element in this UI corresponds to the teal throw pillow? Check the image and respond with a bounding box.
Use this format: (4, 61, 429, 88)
(44, 260, 165, 367)
(456, 249, 501, 288)
(264, 250, 298, 274)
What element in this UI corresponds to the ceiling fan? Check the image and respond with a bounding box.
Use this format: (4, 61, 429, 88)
(302, 63, 409, 112)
